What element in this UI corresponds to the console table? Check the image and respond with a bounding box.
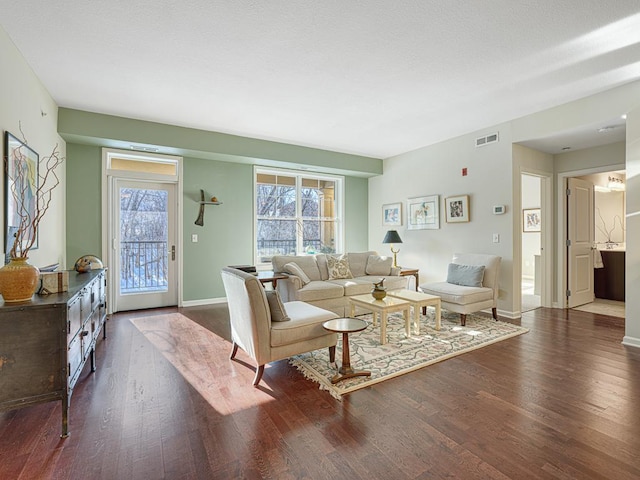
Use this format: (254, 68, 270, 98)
(0, 269, 108, 437)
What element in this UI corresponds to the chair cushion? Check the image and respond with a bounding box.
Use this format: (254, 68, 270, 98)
(327, 254, 353, 279)
(265, 290, 290, 322)
(446, 263, 485, 287)
(270, 301, 338, 347)
(420, 281, 493, 305)
(283, 262, 311, 285)
(365, 255, 392, 276)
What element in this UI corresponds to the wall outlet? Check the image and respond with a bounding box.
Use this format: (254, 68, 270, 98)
(191, 234, 198, 243)
(493, 233, 500, 243)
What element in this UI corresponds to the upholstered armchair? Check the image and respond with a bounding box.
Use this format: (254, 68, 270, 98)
(419, 253, 501, 326)
(221, 267, 338, 386)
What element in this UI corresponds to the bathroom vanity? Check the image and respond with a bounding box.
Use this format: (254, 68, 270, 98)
(594, 248, 625, 301)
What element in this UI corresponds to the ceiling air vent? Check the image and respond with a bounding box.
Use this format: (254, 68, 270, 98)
(475, 132, 499, 147)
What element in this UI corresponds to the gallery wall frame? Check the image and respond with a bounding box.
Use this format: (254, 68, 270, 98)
(407, 195, 439, 230)
(382, 202, 402, 226)
(523, 208, 541, 232)
(445, 195, 470, 223)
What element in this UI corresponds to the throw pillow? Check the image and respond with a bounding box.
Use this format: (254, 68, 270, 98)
(283, 262, 311, 285)
(327, 254, 353, 279)
(365, 255, 393, 276)
(265, 290, 290, 322)
(446, 263, 485, 287)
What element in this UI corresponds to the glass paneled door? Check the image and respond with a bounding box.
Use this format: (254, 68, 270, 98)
(113, 180, 177, 311)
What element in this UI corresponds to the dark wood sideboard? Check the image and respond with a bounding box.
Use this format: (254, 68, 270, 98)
(0, 269, 107, 437)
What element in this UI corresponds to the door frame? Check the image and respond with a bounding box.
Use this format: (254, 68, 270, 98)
(101, 148, 184, 313)
(556, 163, 625, 308)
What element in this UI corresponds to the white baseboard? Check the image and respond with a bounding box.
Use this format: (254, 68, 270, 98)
(622, 336, 640, 349)
(181, 297, 227, 307)
(497, 308, 521, 319)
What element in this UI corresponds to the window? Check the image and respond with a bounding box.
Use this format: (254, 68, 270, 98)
(255, 168, 343, 265)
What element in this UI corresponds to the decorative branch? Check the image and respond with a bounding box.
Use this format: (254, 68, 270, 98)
(6, 137, 63, 259)
(595, 208, 625, 244)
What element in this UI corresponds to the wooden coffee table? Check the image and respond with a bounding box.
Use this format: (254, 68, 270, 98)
(387, 289, 441, 332)
(322, 318, 371, 384)
(349, 294, 411, 345)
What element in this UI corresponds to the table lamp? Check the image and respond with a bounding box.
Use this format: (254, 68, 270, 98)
(382, 230, 403, 268)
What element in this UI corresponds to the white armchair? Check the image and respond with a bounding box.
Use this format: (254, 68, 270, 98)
(221, 267, 338, 386)
(419, 253, 501, 326)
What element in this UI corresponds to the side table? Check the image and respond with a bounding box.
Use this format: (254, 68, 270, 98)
(349, 294, 411, 345)
(322, 318, 371, 384)
(256, 271, 288, 288)
(399, 268, 419, 291)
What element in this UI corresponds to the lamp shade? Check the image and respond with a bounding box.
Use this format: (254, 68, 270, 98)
(382, 230, 403, 244)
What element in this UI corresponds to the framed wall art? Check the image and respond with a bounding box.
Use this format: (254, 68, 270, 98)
(407, 195, 439, 230)
(4, 131, 39, 253)
(445, 195, 469, 223)
(523, 208, 541, 232)
(382, 202, 402, 226)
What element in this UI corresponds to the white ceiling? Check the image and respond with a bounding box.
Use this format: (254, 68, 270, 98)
(1, 1, 640, 158)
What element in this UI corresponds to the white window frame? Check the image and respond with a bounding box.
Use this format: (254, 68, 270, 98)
(253, 166, 345, 267)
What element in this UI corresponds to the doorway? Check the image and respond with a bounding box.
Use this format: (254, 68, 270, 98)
(558, 167, 626, 314)
(102, 148, 182, 313)
(521, 174, 542, 312)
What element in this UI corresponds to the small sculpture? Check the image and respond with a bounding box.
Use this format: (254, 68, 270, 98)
(371, 278, 387, 300)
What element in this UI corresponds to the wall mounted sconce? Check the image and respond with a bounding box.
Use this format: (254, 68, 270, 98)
(607, 176, 625, 191)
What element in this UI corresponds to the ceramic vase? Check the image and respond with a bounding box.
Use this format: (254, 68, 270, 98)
(0, 257, 40, 302)
(371, 286, 387, 300)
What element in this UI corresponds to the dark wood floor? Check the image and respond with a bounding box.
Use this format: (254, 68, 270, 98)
(1, 306, 639, 479)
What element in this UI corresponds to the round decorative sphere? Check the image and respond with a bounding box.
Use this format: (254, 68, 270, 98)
(74, 255, 104, 273)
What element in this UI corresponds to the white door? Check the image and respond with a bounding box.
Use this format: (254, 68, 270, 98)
(567, 177, 594, 308)
(112, 180, 178, 311)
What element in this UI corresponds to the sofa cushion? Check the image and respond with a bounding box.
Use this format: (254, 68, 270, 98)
(365, 255, 392, 276)
(296, 281, 344, 302)
(446, 263, 485, 287)
(347, 251, 377, 277)
(270, 301, 337, 347)
(265, 290, 290, 322)
(328, 278, 373, 296)
(315, 254, 330, 280)
(420, 281, 493, 305)
(327, 254, 353, 279)
(283, 262, 311, 285)
(272, 255, 322, 281)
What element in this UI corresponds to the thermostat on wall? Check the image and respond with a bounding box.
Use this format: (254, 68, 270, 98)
(493, 205, 506, 215)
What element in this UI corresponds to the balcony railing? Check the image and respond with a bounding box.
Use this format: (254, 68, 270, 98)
(120, 240, 168, 293)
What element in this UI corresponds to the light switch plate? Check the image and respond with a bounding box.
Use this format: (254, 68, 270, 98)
(191, 234, 198, 243)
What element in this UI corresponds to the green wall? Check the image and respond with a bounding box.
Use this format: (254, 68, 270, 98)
(65, 144, 371, 302)
(66, 143, 103, 266)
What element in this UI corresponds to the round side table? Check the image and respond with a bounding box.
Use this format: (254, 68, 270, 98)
(322, 317, 371, 384)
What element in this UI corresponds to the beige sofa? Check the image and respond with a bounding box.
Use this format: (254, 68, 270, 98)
(272, 251, 408, 316)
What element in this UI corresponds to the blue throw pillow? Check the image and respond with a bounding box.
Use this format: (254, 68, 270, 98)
(446, 263, 485, 287)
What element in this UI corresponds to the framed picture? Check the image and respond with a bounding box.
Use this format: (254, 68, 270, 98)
(4, 131, 39, 253)
(382, 202, 402, 226)
(445, 195, 470, 223)
(523, 208, 541, 232)
(407, 195, 439, 230)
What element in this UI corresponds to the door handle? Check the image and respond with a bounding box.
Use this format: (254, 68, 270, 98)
(171, 245, 175, 261)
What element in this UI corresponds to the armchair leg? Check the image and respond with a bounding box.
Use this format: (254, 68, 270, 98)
(329, 345, 336, 363)
(253, 365, 265, 386)
(460, 314, 466, 326)
(492, 307, 498, 320)
(230, 342, 239, 360)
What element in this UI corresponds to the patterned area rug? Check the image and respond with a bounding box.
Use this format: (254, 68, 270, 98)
(290, 311, 528, 400)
